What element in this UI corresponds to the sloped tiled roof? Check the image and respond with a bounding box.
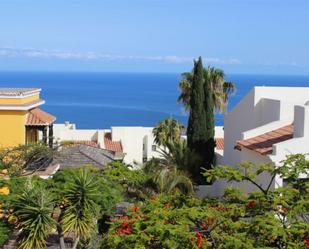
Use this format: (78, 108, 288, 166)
(104, 133, 123, 153)
(215, 138, 224, 150)
(54, 144, 118, 169)
(26, 108, 56, 126)
(235, 124, 293, 155)
(0, 88, 40, 96)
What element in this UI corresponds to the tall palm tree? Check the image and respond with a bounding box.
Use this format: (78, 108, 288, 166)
(152, 118, 185, 147)
(178, 66, 236, 113)
(12, 183, 55, 249)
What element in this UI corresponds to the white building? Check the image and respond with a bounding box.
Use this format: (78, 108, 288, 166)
(205, 86, 309, 196)
(53, 123, 161, 165)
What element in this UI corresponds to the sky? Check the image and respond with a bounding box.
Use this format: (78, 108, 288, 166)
(0, 0, 308, 74)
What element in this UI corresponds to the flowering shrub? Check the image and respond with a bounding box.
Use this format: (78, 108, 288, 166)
(0, 143, 53, 176)
(103, 155, 309, 249)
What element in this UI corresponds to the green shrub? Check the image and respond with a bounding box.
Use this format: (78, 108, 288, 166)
(0, 222, 12, 246)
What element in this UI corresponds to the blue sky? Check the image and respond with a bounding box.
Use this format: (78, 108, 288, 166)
(0, 0, 308, 74)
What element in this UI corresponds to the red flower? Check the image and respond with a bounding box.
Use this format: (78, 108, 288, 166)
(304, 238, 309, 248)
(119, 215, 129, 220)
(246, 200, 257, 209)
(201, 222, 207, 230)
(120, 221, 130, 227)
(116, 226, 133, 235)
(131, 206, 139, 213)
(117, 221, 134, 235)
(210, 204, 229, 212)
(195, 232, 203, 248)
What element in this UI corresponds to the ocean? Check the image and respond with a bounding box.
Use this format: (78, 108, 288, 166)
(1, 72, 309, 129)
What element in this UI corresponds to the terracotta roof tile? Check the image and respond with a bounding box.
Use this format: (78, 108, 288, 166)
(104, 133, 123, 153)
(26, 108, 56, 126)
(215, 138, 224, 150)
(235, 124, 293, 155)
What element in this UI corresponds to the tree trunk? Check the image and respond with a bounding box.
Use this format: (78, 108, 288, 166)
(72, 235, 80, 249)
(57, 210, 66, 249)
(57, 223, 66, 249)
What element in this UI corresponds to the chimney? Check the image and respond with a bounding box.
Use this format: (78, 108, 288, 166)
(293, 104, 309, 138)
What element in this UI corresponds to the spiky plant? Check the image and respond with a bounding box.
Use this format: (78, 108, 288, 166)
(60, 168, 100, 249)
(178, 66, 235, 113)
(12, 183, 55, 249)
(153, 118, 184, 147)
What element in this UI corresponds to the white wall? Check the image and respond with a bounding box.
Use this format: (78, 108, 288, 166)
(215, 126, 224, 138)
(53, 123, 107, 147)
(224, 87, 309, 167)
(111, 126, 162, 165)
(224, 89, 256, 166)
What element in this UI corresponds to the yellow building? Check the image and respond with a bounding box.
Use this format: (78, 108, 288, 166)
(0, 88, 56, 148)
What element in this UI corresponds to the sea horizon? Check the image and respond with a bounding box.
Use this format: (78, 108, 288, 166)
(1, 71, 309, 129)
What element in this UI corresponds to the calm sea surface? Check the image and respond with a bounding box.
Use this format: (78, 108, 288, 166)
(1, 72, 309, 128)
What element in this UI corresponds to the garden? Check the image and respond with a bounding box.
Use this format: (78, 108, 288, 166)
(0, 59, 308, 248)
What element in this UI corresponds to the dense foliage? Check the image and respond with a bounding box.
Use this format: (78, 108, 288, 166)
(0, 143, 54, 176)
(178, 58, 235, 179)
(203, 66, 215, 171)
(104, 154, 309, 249)
(187, 57, 208, 181)
(0, 222, 12, 246)
(1, 143, 308, 249)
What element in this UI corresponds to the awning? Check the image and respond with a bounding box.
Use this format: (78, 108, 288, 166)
(235, 124, 293, 155)
(26, 108, 56, 126)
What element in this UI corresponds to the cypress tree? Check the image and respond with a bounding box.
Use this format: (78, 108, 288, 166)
(203, 68, 215, 170)
(187, 57, 207, 181)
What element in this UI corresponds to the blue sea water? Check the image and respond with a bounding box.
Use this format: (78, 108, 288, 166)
(0, 72, 309, 129)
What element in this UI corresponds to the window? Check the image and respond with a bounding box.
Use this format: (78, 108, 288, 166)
(152, 145, 157, 151)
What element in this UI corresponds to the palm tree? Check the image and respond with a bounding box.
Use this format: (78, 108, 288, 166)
(12, 168, 100, 249)
(59, 168, 100, 249)
(152, 118, 185, 147)
(12, 183, 55, 249)
(153, 166, 193, 195)
(158, 139, 202, 172)
(144, 140, 198, 195)
(178, 66, 236, 113)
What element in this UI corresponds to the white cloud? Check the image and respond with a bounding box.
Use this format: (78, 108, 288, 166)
(0, 47, 241, 65)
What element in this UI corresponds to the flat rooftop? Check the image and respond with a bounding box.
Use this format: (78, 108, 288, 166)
(0, 88, 41, 96)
